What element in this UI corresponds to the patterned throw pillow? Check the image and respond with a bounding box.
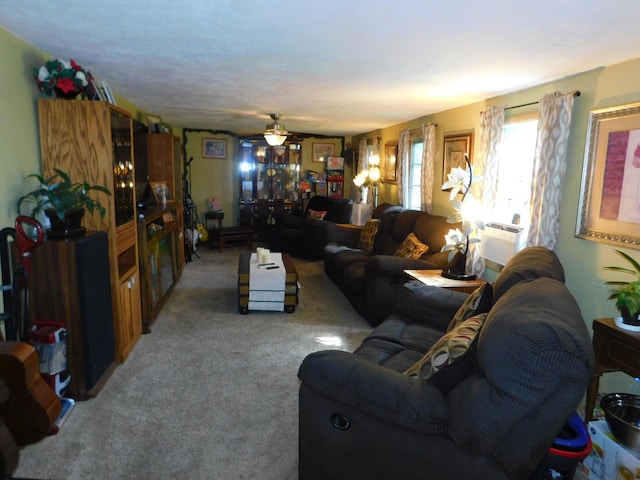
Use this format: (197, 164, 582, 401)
(446, 282, 493, 332)
(357, 218, 380, 251)
(404, 312, 488, 384)
(307, 209, 327, 220)
(394, 232, 429, 259)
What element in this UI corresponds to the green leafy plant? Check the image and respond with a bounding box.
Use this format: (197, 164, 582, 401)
(605, 250, 640, 319)
(17, 168, 112, 220)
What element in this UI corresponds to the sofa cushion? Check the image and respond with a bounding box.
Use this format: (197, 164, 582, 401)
(357, 218, 380, 251)
(447, 282, 493, 332)
(307, 208, 327, 220)
(413, 213, 460, 253)
(405, 313, 487, 391)
(394, 232, 429, 259)
(493, 246, 565, 301)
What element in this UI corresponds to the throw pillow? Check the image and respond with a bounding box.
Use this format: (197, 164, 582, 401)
(394, 232, 429, 259)
(446, 282, 493, 332)
(307, 209, 327, 221)
(357, 218, 380, 251)
(405, 312, 488, 392)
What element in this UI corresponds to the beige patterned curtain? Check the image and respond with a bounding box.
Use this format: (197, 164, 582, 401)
(470, 105, 505, 277)
(527, 91, 576, 249)
(397, 129, 410, 206)
(420, 124, 436, 213)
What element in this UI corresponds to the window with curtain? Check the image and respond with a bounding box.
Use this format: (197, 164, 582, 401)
(408, 140, 424, 210)
(492, 113, 538, 228)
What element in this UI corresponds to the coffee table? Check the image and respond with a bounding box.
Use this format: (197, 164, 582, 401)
(403, 269, 484, 293)
(237, 253, 298, 314)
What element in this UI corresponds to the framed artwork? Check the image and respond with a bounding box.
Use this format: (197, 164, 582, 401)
(327, 156, 344, 170)
(101, 81, 116, 105)
(202, 138, 227, 159)
(576, 101, 640, 249)
(312, 143, 335, 163)
(384, 141, 398, 183)
(442, 132, 474, 183)
(150, 182, 172, 203)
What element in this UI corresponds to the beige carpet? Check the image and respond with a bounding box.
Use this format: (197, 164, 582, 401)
(14, 244, 372, 480)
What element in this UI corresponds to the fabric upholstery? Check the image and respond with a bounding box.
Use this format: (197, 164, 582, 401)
(394, 232, 429, 259)
(356, 218, 380, 251)
(446, 282, 493, 331)
(299, 246, 595, 480)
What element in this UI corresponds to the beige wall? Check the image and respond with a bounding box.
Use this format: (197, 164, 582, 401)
(354, 61, 640, 393)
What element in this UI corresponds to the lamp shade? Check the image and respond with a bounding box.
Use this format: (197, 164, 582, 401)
(264, 114, 289, 146)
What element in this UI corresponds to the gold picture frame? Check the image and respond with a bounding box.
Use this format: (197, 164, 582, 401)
(442, 132, 474, 183)
(384, 141, 398, 183)
(576, 101, 640, 249)
(312, 143, 335, 163)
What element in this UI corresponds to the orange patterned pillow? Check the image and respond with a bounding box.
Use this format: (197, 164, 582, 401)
(357, 219, 380, 251)
(307, 209, 327, 220)
(394, 232, 429, 259)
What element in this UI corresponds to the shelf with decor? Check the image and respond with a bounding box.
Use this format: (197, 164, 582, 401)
(37, 99, 142, 363)
(238, 137, 302, 232)
(137, 202, 183, 332)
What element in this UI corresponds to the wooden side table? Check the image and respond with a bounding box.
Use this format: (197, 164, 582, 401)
(403, 269, 484, 294)
(585, 317, 640, 421)
(205, 211, 224, 230)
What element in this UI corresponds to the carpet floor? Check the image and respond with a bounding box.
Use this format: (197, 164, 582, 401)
(14, 245, 372, 480)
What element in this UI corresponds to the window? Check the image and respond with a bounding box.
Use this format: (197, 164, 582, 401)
(408, 140, 423, 210)
(492, 114, 538, 228)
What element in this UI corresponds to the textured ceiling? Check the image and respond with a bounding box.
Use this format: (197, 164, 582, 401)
(3, 0, 640, 136)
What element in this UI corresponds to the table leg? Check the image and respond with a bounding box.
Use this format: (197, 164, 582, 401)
(585, 373, 601, 422)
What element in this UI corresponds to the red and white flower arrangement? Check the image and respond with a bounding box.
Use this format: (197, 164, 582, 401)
(34, 58, 96, 98)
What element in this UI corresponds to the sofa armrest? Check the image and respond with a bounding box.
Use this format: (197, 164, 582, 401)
(324, 223, 363, 247)
(298, 350, 448, 434)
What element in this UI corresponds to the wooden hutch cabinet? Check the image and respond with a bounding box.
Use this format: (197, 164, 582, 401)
(136, 132, 185, 331)
(238, 137, 302, 231)
(37, 99, 142, 363)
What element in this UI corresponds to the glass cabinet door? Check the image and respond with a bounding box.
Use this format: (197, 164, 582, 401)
(111, 110, 134, 226)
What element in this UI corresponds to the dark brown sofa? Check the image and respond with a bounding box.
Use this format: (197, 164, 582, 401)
(323, 203, 461, 326)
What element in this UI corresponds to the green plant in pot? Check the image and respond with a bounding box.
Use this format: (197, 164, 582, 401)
(605, 249, 640, 326)
(17, 168, 112, 237)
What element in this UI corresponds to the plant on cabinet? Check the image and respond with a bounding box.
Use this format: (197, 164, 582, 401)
(605, 249, 640, 326)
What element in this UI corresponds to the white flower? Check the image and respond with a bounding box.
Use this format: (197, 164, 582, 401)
(75, 71, 88, 86)
(37, 66, 50, 81)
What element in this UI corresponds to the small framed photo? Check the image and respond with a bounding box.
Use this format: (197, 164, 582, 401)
(101, 81, 116, 105)
(443, 132, 474, 183)
(576, 101, 640, 249)
(312, 143, 335, 163)
(384, 141, 398, 183)
(203, 138, 227, 159)
(327, 156, 344, 170)
(150, 182, 172, 203)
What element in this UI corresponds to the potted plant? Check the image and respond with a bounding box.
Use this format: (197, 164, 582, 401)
(604, 249, 640, 326)
(17, 168, 112, 237)
(34, 58, 96, 99)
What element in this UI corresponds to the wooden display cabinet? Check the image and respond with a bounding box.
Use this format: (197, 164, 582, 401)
(38, 99, 142, 363)
(137, 203, 183, 332)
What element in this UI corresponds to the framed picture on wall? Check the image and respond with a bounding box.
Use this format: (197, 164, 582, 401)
(384, 141, 398, 183)
(202, 138, 227, 159)
(312, 143, 335, 163)
(576, 101, 640, 249)
(442, 132, 474, 183)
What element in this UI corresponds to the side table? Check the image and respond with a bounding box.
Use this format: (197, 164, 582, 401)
(585, 317, 640, 421)
(403, 269, 484, 294)
(205, 211, 224, 230)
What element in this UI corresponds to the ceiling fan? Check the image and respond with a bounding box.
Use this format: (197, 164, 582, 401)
(263, 113, 289, 146)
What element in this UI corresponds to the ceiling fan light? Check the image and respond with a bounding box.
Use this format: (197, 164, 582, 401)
(264, 114, 289, 146)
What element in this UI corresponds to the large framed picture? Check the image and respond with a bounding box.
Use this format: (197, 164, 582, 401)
(442, 132, 473, 183)
(576, 101, 640, 249)
(202, 138, 227, 159)
(312, 143, 335, 163)
(384, 141, 398, 183)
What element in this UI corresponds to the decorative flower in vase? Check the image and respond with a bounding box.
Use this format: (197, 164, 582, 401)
(34, 58, 96, 99)
(440, 155, 484, 279)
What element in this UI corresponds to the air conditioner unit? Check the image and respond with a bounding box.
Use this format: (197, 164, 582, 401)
(480, 222, 526, 267)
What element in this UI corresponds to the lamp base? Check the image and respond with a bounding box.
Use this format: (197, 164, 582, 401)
(441, 271, 477, 281)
